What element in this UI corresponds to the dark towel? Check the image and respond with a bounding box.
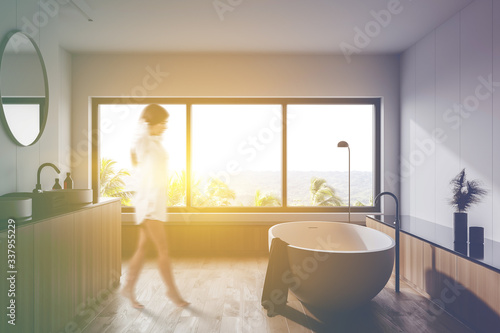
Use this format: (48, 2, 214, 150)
(261, 237, 290, 317)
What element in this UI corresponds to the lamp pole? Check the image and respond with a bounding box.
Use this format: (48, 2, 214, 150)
(337, 141, 350, 223)
(347, 146, 350, 223)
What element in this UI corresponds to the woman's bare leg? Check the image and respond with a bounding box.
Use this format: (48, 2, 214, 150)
(143, 219, 189, 306)
(121, 225, 148, 308)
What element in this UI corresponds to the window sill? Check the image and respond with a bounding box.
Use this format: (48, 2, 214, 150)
(120, 212, 377, 226)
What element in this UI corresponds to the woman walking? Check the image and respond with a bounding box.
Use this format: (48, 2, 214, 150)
(121, 104, 188, 309)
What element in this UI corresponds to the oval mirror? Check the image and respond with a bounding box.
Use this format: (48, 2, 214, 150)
(0, 30, 49, 146)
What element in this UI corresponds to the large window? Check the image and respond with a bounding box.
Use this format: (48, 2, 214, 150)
(287, 104, 374, 207)
(191, 104, 282, 207)
(92, 98, 380, 212)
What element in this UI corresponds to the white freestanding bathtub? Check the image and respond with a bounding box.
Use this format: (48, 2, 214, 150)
(268, 221, 395, 311)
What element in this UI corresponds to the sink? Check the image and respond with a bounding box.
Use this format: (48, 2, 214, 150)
(48, 189, 93, 205)
(2, 192, 64, 218)
(2, 189, 92, 219)
(0, 197, 32, 221)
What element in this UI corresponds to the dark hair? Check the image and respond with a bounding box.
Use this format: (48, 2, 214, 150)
(140, 104, 169, 125)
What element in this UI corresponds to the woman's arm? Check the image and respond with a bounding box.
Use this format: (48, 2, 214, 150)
(131, 150, 138, 167)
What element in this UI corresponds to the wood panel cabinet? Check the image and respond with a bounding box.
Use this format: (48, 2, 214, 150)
(0, 223, 34, 333)
(456, 256, 500, 333)
(74, 206, 102, 329)
(366, 216, 500, 333)
(0, 199, 121, 333)
(33, 217, 54, 333)
(101, 202, 121, 290)
(73, 201, 121, 330)
(34, 214, 78, 333)
(400, 233, 425, 291)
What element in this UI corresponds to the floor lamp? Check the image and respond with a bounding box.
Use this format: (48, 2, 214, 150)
(337, 141, 350, 223)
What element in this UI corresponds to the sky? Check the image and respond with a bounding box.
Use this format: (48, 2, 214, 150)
(100, 103, 374, 176)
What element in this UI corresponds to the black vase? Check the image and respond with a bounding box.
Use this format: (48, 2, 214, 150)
(469, 226, 484, 244)
(454, 212, 468, 243)
(469, 243, 484, 259)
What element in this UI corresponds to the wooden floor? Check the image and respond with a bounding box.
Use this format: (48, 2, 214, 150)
(79, 256, 474, 333)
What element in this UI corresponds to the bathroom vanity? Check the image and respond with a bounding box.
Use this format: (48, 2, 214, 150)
(366, 215, 500, 333)
(0, 198, 121, 333)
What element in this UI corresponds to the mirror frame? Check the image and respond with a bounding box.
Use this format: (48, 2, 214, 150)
(0, 30, 49, 146)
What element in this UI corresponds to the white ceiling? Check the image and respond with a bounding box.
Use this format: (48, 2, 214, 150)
(58, 0, 474, 54)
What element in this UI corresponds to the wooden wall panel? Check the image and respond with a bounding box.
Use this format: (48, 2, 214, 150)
(123, 224, 271, 258)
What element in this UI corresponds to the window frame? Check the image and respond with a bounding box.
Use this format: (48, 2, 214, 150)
(92, 97, 381, 213)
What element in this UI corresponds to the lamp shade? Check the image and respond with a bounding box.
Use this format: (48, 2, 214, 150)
(337, 141, 349, 148)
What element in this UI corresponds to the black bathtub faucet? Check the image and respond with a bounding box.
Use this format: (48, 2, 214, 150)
(33, 163, 61, 193)
(374, 191, 400, 293)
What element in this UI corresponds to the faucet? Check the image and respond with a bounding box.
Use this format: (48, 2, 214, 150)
(33, 163, 61, 193)
(374, 191, 400, 293)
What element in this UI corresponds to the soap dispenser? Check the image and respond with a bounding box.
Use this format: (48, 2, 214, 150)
(64, 172, 73, 189)
(52, 178, 62, 189)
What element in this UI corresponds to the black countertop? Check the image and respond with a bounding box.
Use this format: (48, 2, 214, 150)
(367, 214, 500, 273)
(0, 197, 120, 232)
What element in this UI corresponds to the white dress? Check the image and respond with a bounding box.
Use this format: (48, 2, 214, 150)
(132, 129, 168, 224)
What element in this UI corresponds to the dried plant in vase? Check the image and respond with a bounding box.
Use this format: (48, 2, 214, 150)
(449, 168, 487, 243)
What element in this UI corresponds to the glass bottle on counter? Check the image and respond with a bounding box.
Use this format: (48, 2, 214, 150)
(52, 178, 62, 189)
(64, 172, 73, 189)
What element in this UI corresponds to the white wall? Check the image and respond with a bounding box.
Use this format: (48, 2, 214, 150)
(71, 53, 401, 218)
(400, 0, 499, 241)
(0, 0, 72, 195)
